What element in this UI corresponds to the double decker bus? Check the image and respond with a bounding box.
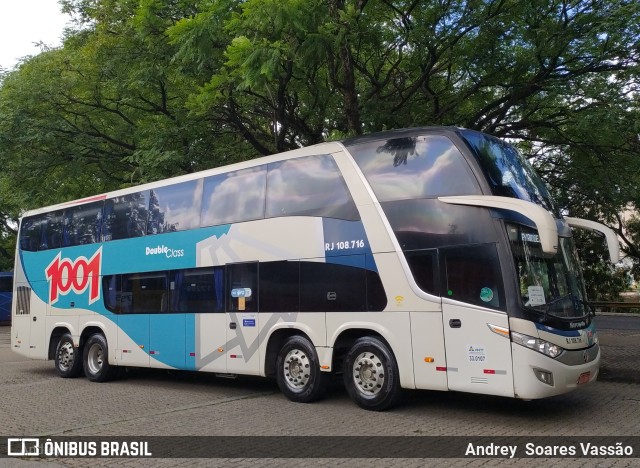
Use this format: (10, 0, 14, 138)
(11, 127, 618, 410)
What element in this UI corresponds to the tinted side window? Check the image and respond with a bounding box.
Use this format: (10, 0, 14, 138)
(382, 199, 497, 251)
(103, 275, 120, 313)
(19, 216, 44, 252)
(63, 202, 103, 247)
(350, 135, 480, 202)
(20, 213, 64, 251)
(300, 260, 366, 312)
(121, 271, 168, 313)
(404, 249, 438, 295)
(39, 211, 65, 250)
(227, 263, 258, 312)
(366, 269, 387, 311)
(266, 155, 359, 220)
(148, 180, 203, 234)
(442, 244, 504, 310)
(259, 261, 300, 312)
(103, 192, 149, 241)
(201, 167, 267, 227)
(171, 267, 224, 313)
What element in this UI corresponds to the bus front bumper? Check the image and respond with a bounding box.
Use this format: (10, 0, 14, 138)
(511, 343, 600, 400)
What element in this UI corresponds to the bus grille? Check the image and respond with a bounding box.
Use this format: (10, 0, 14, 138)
(16, 286, 31, 315)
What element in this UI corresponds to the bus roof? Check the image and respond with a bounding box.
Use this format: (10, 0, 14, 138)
(20, 126, 470, 219)
(20, 140, 346, 218)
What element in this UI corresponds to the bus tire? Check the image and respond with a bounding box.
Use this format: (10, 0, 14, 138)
(83, 333, 117, 382)
(54, 333, 83, 378)
(276, 335, 328, 403)
(343, 337, 401, 411)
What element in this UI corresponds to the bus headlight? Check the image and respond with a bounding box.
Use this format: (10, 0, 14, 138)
(511, 332, 563, 358)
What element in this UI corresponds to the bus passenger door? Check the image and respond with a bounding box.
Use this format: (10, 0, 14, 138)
(225, 263, 261, 376)
(440, 245, 515, 397)
(177, 267, 227, 373)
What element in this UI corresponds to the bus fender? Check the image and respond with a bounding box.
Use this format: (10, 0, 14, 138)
(260, 320, 325, 377)
(328, 320, 415, 390)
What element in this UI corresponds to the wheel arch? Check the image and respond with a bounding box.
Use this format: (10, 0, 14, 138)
(48, 326, 73, 360)
(331, 328, 393, 374)
(264, 328, 315, 378)
(79, 324, 109, 350)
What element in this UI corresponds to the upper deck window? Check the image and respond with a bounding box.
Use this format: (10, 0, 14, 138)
(63, 202, 103, 247)
(266, 155, 359, 220)
(460, 130, 559, 216)
(201, 166, 267, 227)
(349, 135, 480, 202)
(147, 180, 203, 234)
(103, 192, 149, 241)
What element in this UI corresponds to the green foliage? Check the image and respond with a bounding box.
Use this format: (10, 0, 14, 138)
(0, 0, 639, 287)
(573, 230, 629, 301)
(625, 215, 640, 280)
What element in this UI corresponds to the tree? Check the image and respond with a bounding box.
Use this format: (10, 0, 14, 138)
(0, 0, 638, 285)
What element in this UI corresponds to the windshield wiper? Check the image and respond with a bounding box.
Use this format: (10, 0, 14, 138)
(576, 299, 596, 317)
(525, 294, 573, 323)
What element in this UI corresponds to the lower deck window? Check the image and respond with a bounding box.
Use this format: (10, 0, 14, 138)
(103, 259, 387, 314)
(442, 244, 504, 310)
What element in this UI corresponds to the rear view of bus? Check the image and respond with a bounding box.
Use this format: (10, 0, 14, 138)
(346, 128, 616, 400)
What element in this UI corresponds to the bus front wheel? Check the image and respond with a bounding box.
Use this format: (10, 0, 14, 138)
(54, 333, 83, 378)
(83, 334, 117, 382)
(343, 337, 401, 411)
(276, 335, 328, 403)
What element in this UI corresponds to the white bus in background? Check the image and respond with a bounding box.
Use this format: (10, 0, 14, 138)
(12, 127, 618, 410)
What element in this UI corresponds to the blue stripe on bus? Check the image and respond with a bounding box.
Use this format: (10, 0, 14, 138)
(534, 322, 584, 337)
(20, 225, 232, 309)
(322, 218, 377, 271)
(18, 218, 377, 370)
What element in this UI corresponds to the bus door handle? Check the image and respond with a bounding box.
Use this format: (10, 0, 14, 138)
(229, 322, 237, 330)
(449, 319, 461, 328)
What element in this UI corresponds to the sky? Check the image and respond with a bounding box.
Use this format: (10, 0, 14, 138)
(0, 0, 71, 71)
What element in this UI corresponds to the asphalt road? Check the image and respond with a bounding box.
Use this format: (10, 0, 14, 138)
(595, 314, 640, 330)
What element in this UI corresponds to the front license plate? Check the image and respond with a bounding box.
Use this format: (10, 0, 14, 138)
(577, 372, 591, 385)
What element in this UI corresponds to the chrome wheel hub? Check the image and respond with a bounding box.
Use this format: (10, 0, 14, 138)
(352, 352, 385, 396)
(283, 349, 310, 391)
(57, 342, 75, 371)
(87, 343, 104, 375)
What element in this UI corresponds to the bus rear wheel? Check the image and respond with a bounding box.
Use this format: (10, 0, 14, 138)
(343, 337, 401, 411)
(83, 333, 118, 382)
(276, 336, 328, 403)
(54, 333, 83, 378)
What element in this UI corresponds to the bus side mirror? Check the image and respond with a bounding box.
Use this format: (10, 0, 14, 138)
(438, 195, 559, 255)
(564, 217, 620, 264)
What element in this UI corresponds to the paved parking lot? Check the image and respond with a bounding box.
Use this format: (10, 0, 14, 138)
(0, 320, 638, 467)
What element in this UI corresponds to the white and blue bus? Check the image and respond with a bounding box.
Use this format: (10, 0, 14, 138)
(11, 127, 618, 410)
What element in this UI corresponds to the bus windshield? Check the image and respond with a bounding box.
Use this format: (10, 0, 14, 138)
(508, 223, 588, 320)
(460, 130, 560, 217)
